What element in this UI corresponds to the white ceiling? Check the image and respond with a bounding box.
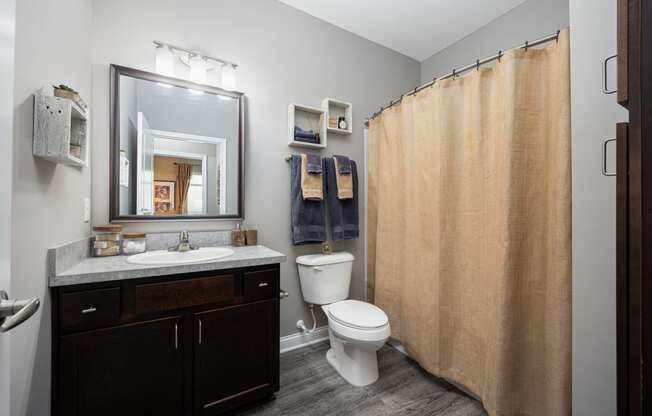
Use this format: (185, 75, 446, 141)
(278, 0, 529, 61)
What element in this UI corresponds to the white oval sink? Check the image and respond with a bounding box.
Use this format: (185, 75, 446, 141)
(126, 247, 234, 265)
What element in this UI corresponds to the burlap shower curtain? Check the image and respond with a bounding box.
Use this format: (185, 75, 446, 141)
(367, 30, 571, 416)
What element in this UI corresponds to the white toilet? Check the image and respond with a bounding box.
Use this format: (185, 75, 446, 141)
(296, 252, 390, 387)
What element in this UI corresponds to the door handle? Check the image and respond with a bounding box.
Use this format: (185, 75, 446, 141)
(602, 54, 618, 94)
(174, 323, 179, 350)
(603, 138, 617, 176)
(0, 291, 40, 333)
(198, 318, 202, 345)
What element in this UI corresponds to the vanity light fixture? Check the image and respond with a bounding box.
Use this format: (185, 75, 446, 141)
(153, 40, 238, 89)
(155, 44, 175, 77)
(189, 54, 207, 84)
(221, 64, 237, 91)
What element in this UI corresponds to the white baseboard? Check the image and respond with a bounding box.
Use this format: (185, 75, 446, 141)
(279, 326, 329, 354)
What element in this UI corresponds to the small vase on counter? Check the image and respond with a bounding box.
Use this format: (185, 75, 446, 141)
(231, 223, 246, 247)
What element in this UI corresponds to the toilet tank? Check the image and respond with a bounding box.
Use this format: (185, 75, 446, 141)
(296, 252, 354, 305)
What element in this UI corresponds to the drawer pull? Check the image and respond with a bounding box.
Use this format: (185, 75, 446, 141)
(81, 306, 97, 314)
(602, 54, 618, 94)
(198, 319, 202, 345)
(174, 323, 179, 350)
(258, 282, 269, 288)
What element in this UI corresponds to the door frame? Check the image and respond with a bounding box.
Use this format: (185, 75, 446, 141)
(0, 0, 15, 413)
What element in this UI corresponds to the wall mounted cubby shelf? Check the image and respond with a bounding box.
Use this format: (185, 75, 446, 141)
(288, 103, 327, 149)
(33, 94, 89, 167)
(322, 98, 352, 135)
(288, 99, 353, 150)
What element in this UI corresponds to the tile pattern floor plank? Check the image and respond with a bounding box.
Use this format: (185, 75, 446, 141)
(228, 342, 488, 416)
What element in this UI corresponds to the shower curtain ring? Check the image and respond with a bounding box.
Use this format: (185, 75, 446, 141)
(556, 29, 561, 42)
(525, 40, 529, 51)
(498, 50, 503, 62)
(452, 69, 457, 79)
(476, 59, 480, 71)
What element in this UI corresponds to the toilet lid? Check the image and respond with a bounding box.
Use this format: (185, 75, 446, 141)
(327, 300, 388, 330)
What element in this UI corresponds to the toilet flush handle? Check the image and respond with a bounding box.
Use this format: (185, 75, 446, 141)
(313, 266, 324, 272)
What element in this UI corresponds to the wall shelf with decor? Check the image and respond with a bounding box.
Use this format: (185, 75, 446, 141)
(33, 92, 89, 167)
(288, 104, 326, 149)
(322, 98, 352, 135)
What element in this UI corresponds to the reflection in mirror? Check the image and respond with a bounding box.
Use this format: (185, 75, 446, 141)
(112, 65, 243, 220)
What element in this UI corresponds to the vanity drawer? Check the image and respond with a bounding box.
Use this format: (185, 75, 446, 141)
(243, 269, 277, 300)
(60, 287, 121, 332)
(135, 275, 234, 315)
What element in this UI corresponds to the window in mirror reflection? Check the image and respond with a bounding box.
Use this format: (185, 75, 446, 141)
(118, 73, 238, 217)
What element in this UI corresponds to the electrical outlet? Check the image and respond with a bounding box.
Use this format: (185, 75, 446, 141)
(83, 198, 91, 223)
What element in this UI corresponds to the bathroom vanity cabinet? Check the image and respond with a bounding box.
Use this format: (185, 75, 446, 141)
(51, 264, 280, 416)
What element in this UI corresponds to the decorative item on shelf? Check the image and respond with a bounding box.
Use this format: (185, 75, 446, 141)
(122, 232, 147, 255)
(69, 144, 82, 159)
(328, 116, 338, 129)
(231, 223, 246, 247)
(52, 84, 87, 110)
(92, 225, 123, 257)
(245, 229, 258, 246)
(338, 117, 348, 130)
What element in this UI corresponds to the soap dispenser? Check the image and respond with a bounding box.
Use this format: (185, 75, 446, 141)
(231, 223, 246, 247)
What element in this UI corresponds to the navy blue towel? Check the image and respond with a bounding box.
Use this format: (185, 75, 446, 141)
(291, 155, 326, 245)
(294, 126, 317, 140)
(325, 158, 359, 241)
(333, 155, 352, 174)
(306, 154, 322, 174)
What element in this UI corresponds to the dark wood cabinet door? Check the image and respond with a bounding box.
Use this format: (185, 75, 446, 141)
(59, 316, 185, 416)
(194, 299, 278, 415)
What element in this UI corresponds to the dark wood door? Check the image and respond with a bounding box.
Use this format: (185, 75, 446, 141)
(59, 316, 185, 416)
(618, 0, 652, 414)
(194, 299, 278, 415)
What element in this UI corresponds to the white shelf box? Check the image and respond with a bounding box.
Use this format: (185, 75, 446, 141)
(288, 104, 327, 149)
(322, 98, 352, 135)
(33, 94, 89, 167)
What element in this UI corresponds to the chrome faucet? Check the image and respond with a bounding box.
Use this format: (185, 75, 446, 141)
(168, 231, 198, 253)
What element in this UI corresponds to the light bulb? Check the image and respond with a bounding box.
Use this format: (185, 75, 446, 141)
(221, 64, 237, 91)
(189, 55, 207, 84)
(155, 45, 174, 76)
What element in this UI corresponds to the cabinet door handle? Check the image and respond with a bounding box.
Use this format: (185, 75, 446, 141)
(258, 282, 269, 288)
(603, 138, 617, 176)
(174, 323, 179, 350)
(602, 54, 618, 94)
(81, 306, 97, 314)
(198, 319, 202, 345)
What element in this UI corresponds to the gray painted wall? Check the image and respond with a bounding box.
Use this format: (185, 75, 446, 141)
(569, 0, 626, 414)
(90, 0, 420, 340)
(420, 0, 569, 84)
(11, 0, 92, 414)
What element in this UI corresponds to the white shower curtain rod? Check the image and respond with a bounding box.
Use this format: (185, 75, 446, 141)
(364, 28, 566, 125)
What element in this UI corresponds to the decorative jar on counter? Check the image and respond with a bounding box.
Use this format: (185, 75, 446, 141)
(122, 232, 147, 255)
(92, 224, 123, 257)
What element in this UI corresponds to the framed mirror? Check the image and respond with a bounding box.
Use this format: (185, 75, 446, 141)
(109, 65, 244, 221)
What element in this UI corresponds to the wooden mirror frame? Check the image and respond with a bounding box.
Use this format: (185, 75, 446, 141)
(109, 64, 245, 222)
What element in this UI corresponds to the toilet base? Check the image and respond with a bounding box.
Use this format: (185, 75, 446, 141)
(326, 332, 382, 387)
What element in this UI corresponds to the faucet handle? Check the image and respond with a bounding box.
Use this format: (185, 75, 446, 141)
(180, 231, 189, 241)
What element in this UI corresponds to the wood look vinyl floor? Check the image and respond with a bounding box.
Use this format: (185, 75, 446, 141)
(229, 342, 488, 416)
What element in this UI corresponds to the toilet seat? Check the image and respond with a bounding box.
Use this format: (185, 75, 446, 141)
(323, 301, 391, 343)
(327, 300, 388, 330)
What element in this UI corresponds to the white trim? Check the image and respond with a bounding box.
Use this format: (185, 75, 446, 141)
(279, 326, 329, 354)
(150, 129, 227, 215)
(153, 148, 208, 215)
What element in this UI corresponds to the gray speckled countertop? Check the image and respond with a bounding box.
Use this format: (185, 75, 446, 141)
(50, 245, 287, 287)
